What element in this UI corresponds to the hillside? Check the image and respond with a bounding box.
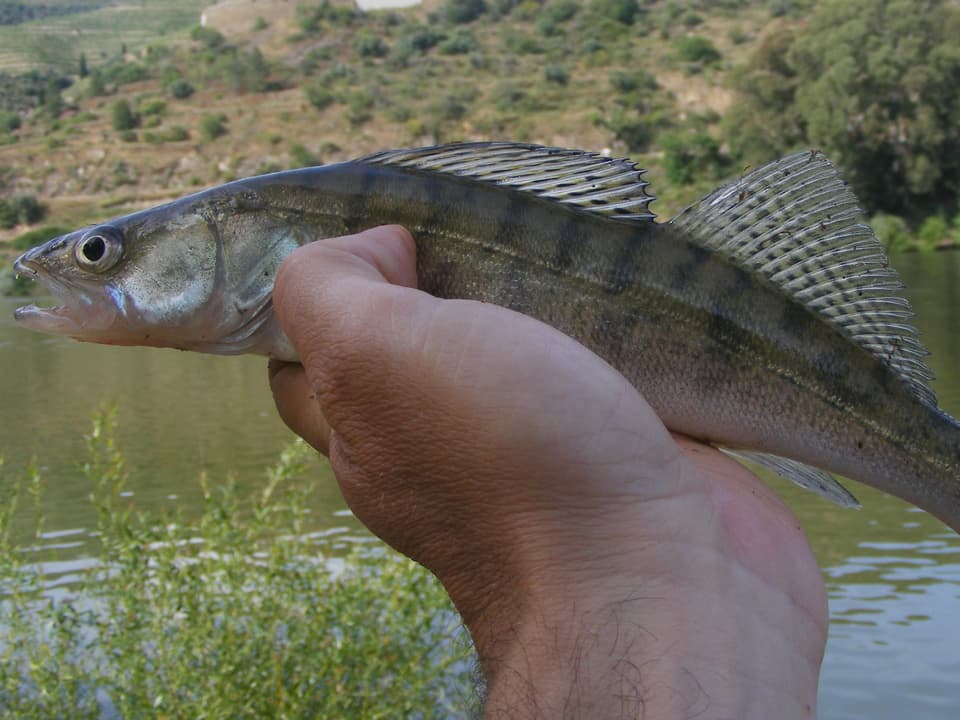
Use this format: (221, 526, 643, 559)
(0, 0, 957, 265)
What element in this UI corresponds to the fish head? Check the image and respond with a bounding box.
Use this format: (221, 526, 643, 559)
(13, 193, 301, 359)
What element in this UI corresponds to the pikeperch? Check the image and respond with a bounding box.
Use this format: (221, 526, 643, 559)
(13, 142, 960, 531)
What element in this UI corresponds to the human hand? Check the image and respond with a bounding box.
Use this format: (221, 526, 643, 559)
(269, 225, 828, 719)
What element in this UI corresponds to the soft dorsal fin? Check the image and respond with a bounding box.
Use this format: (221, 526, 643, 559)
(670, 150, 937, 408)
(361, 142, 656, 221)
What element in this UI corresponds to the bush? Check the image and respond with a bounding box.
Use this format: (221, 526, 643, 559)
(353, 30, 388, 58)
(140, 98, 167, 116)
(304, 82, 336, 110)
(675, 35, 721, 64)
(0, 196, 47, 229)
(917, 215, 950, 250)
(0, 110, 20, 133)
(869, 213, 912, 253)
(200, 113, 228, 141)
(662, 131, 728, 185)
(0, 199, 17, 229)
(593, 0, 639, 25)
(289, 142, 319, 167)
(544, 64, 570, 85)
(446, 0, 487, 23)
(190, 25, 225, 49)
(0, 412, 476, 718)
(438, 28, 478, 54)
(167, 79, 195, 99)
(111, 99, 137, 131)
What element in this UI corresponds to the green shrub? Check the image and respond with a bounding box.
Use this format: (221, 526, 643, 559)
(675, 35, 721, 64)
(545, 0, 578, 23)
(0, 110, 20, 133)
(304, 82, 336, 110)
(544, 64, 570, 85)
(662, 131, 727, 185)
(167, 78, 195, 99)
(446, 0, 487, 23)
(592, 0, 639, 25)
(398, 24, 445, 53)
(166, 125, 189, 142)
(869, 213, 912, 253)
(0, 411, 476, 718)
(344, 91, 374, 126)
(609, 69, 657, 93)
(289, 142, 319, 167)
(111, 99, 137, 131)
(353, 30, 389, 58)
(917, 215, 950, 250)
(253, 16, 269, 31)
(12, 195, 46, 225)
(140, 98, 167, 116)
(0, 199, 18, 229)
(190, 25, 226, 49)
(438, 28, 478, 54)
(200, 113, 228, 141)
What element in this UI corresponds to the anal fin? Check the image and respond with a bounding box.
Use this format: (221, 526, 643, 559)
(721, 449, 861, 508)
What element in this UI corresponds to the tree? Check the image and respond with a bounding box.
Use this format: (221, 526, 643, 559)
(111, 99, 137, 131)
(727, 0, 960, 219)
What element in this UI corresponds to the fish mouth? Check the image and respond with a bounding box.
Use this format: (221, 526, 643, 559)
(12, 253, 115, 335)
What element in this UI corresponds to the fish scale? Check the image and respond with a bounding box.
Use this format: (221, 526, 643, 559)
(12, 142, 960, 532)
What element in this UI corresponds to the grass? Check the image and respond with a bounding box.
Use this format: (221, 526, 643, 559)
(0, 408, 477, 718)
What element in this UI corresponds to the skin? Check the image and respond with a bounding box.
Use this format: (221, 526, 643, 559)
(268, 225, 828, 719)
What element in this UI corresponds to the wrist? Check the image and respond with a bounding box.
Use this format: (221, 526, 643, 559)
(463, 524, 823, 720)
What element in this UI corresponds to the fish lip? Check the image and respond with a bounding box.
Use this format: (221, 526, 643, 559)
(11, 247, 95, 333)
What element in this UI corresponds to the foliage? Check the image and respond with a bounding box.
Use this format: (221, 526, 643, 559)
(916, 215, 950, 251)
(661, 131, 729, 185)
(446, 0, 487, 24)
(869, 213, 912, 253)
(0, 109, 20, 133)
(200, 112, 228, 141)
(110, 99, 136, 131)
(190, 24, 225, 50)
(353, 30, 389, 58)
(675, 35, 721, 65)
(304, 81, 335, 110)
(0, 194, 46, 229)
(0, 411, 476, 718)
(727, 0, 960, 219)
(289, 142, 319, 167)
(438, 28, 478, 55)
(544, 64, 570, 85)
(592, 0, 640, 25)
(166, 77, 194, 99)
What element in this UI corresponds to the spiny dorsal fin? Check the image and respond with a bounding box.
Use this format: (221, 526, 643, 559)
(361, 142, 656, 221)
(721, 449, 861, 508)
(670, 150, 937, 408)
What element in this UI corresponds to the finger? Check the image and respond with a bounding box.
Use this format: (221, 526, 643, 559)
(268, 359, 333, 455)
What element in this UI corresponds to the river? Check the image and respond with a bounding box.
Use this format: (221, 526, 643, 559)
(2, 251, 960, 718)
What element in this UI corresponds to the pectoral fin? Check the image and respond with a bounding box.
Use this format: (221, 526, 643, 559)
(721, 449, 861, 508)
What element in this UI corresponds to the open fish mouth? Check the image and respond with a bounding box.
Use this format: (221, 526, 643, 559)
(12, 254, 115, 335)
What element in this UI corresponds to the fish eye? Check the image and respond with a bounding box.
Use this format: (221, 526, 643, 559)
(75, 229, 122, 272)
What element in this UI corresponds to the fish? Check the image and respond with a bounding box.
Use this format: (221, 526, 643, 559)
(13, 142, 960, 531)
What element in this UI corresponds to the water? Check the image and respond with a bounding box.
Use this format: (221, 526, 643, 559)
(2, 252, 960, 717)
